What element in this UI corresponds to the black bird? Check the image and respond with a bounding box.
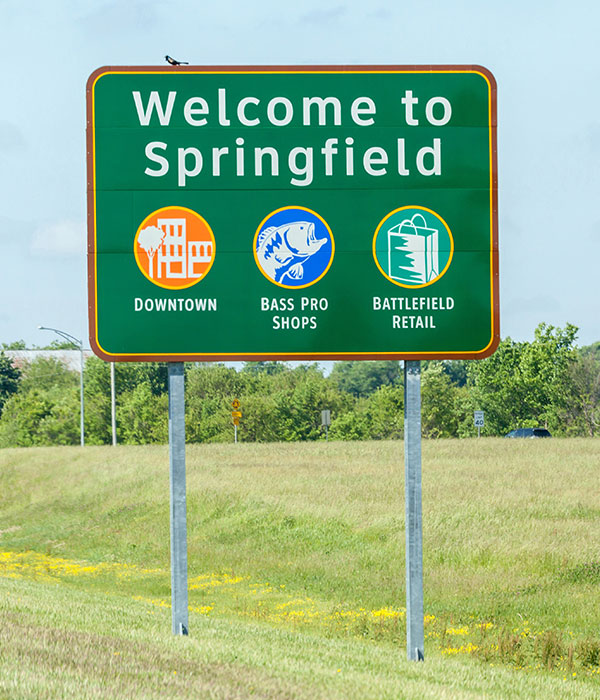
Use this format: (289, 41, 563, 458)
(165, 55, 189, 66)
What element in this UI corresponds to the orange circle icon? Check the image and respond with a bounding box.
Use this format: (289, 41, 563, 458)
(134, 206, 215, 290)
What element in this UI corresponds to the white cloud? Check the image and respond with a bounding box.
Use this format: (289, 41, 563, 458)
(30, 219, 85, 257)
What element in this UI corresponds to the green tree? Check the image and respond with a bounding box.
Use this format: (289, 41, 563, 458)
(23, 357, 81, 443)
(455, 385, 479, 438)
(421, 362, 461, 438)
(186, 363, 354, 443)
(41, 339, 79, 350)
(328, 408, 371, 440)
(0, 352, 21, 415)
(82, 357, 112, 444)
(186, 363, 252, 401)
(467, 337, 526, 434)
(562, 351, 600, 436)
(274, 366, 347, 441)
(581, 341, 600, 362)
(238, 365, 352, 443)
(37, 392, 81, 445)
(85, 359, 169, 399)
(441, 360, 468, 387)
(123, 362, 169, 396)
(185, 364, 254, 442)
(241, 361, 286, 375)
(0, 357, 81, 447)
(329, 361, 401, 398)
(363, 384, 404, 439)
(237, 391, 281, 443)
(82, 357, 171, 444)
(0, 390, 53, 447)
(84, 393, 113, 445)
(468, 323, 578, 435)
(518, 323, 578, 431)
(19, 356, 78, 395)
(117, 384, 168, 444)
(0, 355, 174, 447)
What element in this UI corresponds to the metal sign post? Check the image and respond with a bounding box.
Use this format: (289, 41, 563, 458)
(404, 360, 424, 661)
(168, 362, 189, 636)
(110, 362, 117, 445)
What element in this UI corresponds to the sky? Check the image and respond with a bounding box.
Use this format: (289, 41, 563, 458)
(1, 0, 599, 354)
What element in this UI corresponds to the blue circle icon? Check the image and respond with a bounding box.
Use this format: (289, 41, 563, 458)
(253, 207, 334, 289)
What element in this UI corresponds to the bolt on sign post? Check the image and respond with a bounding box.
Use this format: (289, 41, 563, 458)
(87, 65, 498, 649)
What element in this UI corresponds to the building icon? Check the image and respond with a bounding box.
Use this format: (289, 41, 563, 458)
(154, 218, 213, 280)
(135, 207, 216, 290)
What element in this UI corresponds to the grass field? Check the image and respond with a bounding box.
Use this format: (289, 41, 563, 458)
(1, 438, 600, 698)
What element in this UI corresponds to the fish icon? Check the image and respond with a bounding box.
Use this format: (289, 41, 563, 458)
(256, 220, 327, 284)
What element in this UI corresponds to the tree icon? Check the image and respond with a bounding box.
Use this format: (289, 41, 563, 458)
(137, 225, 166, 279)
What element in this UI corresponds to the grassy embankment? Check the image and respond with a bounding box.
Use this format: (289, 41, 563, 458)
(1, 439, 599, 698)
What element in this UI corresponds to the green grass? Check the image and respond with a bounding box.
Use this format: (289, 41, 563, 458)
(1, 439, 600, 697)
(2, 576, 598, 700)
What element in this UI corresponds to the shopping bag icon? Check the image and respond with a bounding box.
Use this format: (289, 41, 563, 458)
(387, 213, 439, 284)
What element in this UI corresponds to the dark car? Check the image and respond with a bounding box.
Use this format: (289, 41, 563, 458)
(505, 428, 552, 438)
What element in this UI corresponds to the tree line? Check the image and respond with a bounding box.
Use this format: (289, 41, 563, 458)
(0, 323, 598, 447)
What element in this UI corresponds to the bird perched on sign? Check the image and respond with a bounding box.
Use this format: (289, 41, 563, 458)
(165, 55, 189, 66)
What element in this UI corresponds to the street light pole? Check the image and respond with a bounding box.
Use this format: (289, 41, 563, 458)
(38, 326, 85, 447)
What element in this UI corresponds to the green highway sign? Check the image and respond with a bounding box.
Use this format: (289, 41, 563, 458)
(87, 65, 498, 361)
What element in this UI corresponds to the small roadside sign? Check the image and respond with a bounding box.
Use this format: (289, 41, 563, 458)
(474, 410, 484, 437)
(231, 399, 242, 442)
(321, 409, 331, 441)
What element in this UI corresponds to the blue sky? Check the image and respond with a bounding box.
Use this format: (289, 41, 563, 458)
(1, 0, 598, 351)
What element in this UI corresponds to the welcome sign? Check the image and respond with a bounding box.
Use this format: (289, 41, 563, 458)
(86, 65, 498, 361)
